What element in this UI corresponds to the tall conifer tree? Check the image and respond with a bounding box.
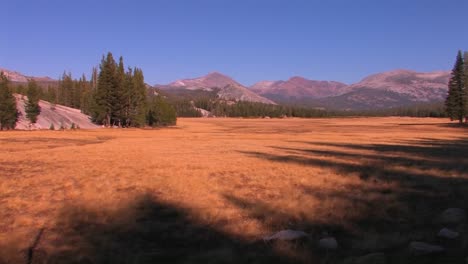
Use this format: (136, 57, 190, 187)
(0, 72, 18, 130)
(25, 79, 41, 124)
(93, 52, 118, 126)
(445, 51, 466, 123)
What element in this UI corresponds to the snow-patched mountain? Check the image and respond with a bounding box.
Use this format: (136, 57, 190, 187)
(251, 76, 348, 100)
(160, 72, 275, 104)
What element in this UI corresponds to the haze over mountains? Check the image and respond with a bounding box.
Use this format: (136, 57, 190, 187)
(2, 67, 450, 110)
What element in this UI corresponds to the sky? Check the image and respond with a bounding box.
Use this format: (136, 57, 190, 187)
(2, 0, 468, 86)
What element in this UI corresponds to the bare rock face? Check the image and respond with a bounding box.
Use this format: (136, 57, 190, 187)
(251, 76, 347, 99)
(217, 84, 275, 104)
(14, 94, 99, 130)
(409, 241, 444, 255)
(263, 229, 308, 241)
(0, 68, 56, 83)
(0, 68, 29, 82)
(169, 72, 240, 90)
(164, 72, 276, 104)
(343, 69, 450, 102)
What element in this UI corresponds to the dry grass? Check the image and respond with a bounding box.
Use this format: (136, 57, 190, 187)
(0, 117, 467, 263)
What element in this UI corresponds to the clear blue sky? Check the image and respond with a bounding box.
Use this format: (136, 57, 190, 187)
(2, 0, 467, 86)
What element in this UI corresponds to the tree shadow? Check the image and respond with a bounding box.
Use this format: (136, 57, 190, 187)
(3, 193, 313, 264)
(233, 137, 468, 263)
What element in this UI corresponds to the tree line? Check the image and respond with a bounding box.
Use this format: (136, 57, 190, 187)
(168, 95, 448, 118)
(2, 52, 176, 129)
(0, 73, 43, 129)
(2, 51, 466, 130)
(445, 50, 468, 123)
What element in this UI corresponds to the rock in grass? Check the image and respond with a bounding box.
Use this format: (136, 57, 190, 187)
(438, 208, 466, 224)
(409, 241, 444, 255)
(263, 229, 308, 241)
(355, 252, 386, 264)
(318, 237, 338, 250)
(437, 228, 459, 239)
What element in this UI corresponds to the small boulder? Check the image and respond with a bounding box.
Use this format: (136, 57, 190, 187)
(355, 252, 386, 264)
(409, 241, 444, 255)
(437, 228, 459, 239)
(318, 237, 338, 250)
(263, 229, 308, 241)
(438, 208, 466, 224)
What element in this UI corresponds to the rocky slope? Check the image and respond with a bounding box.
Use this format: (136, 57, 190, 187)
(251, 76, 348, 100)
(1, 68, 56, 84)
(14, 94, 99, 130)
(342, 69, 450, 102)
(252, 69, 450, 110)
(159, 72, 275, 104)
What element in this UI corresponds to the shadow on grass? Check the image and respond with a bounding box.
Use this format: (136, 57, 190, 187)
(2, 138, 467, 264)
(233, 137, 468, 263)
(4, 194, 311, 264)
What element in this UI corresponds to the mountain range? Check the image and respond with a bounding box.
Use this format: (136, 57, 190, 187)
(1, 67, 450, 110)
(0, 68, 56, 86)
(156, 72, 275, 104)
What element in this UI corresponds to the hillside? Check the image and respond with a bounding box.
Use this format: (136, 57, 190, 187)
(252, 70, 450, 110)
(0, 68, 58, 87)
(2, 67, 451, 111)
(251, 76, 347, 101)
(158, 72, 276, 104)
(14, 94, 99, 130)
(342, 69, 450, 102)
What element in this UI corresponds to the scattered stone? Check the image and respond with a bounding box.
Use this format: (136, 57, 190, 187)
(409, 241, 444, 255)
(437, 228, 459, 239)
(263, 229, 308, 241)
(354, 252, 386, 264)
(318, 237, 338, 250)
(438, 208, 466, 224)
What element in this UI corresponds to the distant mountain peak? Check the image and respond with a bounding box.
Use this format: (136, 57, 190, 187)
(163, 72, 275, 104)
(205, 71, 226, 77)
(168, 71, 240, 89)
(251, 76, 348, 100)
(0, 68, 56, 83)
(340, 69, 451, 104)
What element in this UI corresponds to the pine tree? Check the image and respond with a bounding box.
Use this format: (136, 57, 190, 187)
(464, 51, 468, 120)
(445, 51, 466, 123)
(93, 52, 118, 126)
(130, 68, 148, 127)
(25, 79, 41, 124)
(114, 56, 126, 126)
(0, 72, 18, 130)
(147, 95, 176, 126)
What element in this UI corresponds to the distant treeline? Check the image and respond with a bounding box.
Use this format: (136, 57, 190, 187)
(164, 91, 448, 118)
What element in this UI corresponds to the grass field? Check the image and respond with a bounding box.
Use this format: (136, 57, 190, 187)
(0, 117, 467, 264)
